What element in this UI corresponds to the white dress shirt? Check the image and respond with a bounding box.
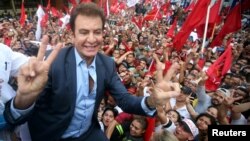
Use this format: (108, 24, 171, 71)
(0, 43, 29, 141)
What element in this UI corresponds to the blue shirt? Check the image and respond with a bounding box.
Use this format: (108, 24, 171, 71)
(61, 48, 97, 138)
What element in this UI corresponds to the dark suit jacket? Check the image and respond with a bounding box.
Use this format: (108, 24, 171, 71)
(4, 47, 147, 141)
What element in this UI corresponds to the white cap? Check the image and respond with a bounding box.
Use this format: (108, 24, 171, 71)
(181, 118, 199, 137)
(216, 88, 230, 97)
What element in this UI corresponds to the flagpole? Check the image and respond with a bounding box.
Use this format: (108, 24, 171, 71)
(153, 8, 160, 21)
(11, 0, 17, 16)
(201, 1, 213, 54)
(210, 23, 216, 41)
(210, 0, 224, 41)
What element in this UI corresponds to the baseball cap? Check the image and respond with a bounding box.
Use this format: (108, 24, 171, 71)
(180, 118, 199, 137)
(216, 88, 230, 97)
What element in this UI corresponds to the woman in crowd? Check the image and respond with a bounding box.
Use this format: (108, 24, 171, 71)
(99, 107, 118, 132)
(106, 116, 148, 141)
(194, 113, 217, 141)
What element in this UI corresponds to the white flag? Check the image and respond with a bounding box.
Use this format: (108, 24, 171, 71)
(35, 5, 45, 41)
(60, 14, 70, 29)
(126, 0, 139, 7)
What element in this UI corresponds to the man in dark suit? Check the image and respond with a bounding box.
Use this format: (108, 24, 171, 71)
(4, 3, 180, 141)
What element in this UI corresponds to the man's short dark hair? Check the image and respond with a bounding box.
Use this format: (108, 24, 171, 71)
(70, 2, 106, 33)
(181, 86, 193, 95)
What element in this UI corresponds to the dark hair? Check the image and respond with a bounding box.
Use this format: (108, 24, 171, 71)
(195, 113, 217, 141)
(181, 86, 193, 95)
(195, 113, 217, 126)
(232, 73, 244, 81)
(27, 30, 35, 36)
(236, 86, 249, 98)
(190, 68, 200, 73)
(70, 2, 106, 33)
(120, 62, 128, 69)
(140, 58, 147, 63)
(207, 105, 218, 111)
(102, 107, 118, 118)
(166, 109, 182, 123)
(133, 117, 148, 131)
(221, 73, 233, 83)
(207, 106, 218, 117)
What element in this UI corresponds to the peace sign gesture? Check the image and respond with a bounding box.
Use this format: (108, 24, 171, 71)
(223, 90, 243, 106)
(14, 35, 62, 109)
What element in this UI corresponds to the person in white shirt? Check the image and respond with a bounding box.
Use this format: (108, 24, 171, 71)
(169, 86, 193, 119)
(0, 43, 29, 140)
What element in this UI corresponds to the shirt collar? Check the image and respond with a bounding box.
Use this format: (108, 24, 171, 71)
(74, 48, 96, 69)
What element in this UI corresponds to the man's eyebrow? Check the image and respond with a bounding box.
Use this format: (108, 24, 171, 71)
(78, 28, 102, 32)
(78, 29, 88, 32)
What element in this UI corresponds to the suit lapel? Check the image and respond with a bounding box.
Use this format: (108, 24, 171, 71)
(95, 53, 106, 114)
(65, 48, 77, 109)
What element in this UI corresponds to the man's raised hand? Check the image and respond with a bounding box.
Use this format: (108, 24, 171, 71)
(15, 35, 62, 109)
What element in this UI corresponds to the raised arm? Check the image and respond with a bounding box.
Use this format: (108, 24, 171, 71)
(14, 35, 62, 109)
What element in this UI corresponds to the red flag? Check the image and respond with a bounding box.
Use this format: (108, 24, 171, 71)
(148, 60, 157, 75)
(161, 1, 170, 15)
(79, 0, 92, 3)
(184, 1, 195, 12)
(111, 0, 118, 6)
(51, 7, 61, 18)
(197, 58, 206, 70)
(151, 0, 160, 8)
(119, 2, 126, 10)
(196, 0, 222, 38)
(173, 0, 210, 52)
(41, 14, 49, 27)
(163, 61, 172, 75)
(143, 117, 155, 141)
(98, 0, 103, 7)
(145, 0, 151, 4)
(46, 0, 51, 10)
(147, 6, 158, 15)
(122, 41, 132, 52)
(20, 1, 26, 27)
(143, 15, 156, 21)
(132, 16, 143, 30)
(210, 1, 241, 47)
(110, 1, 126, 14)
(144, 8, 161, 21)
(205, 44, 232, 91)
(110, 1, 120, 14)
(166, 18, 177, 38)
(104, 0, 110, 17)
(63, 5, 70, 14)
(68, 0, 77, 7)
(207, 0, 222, 26)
